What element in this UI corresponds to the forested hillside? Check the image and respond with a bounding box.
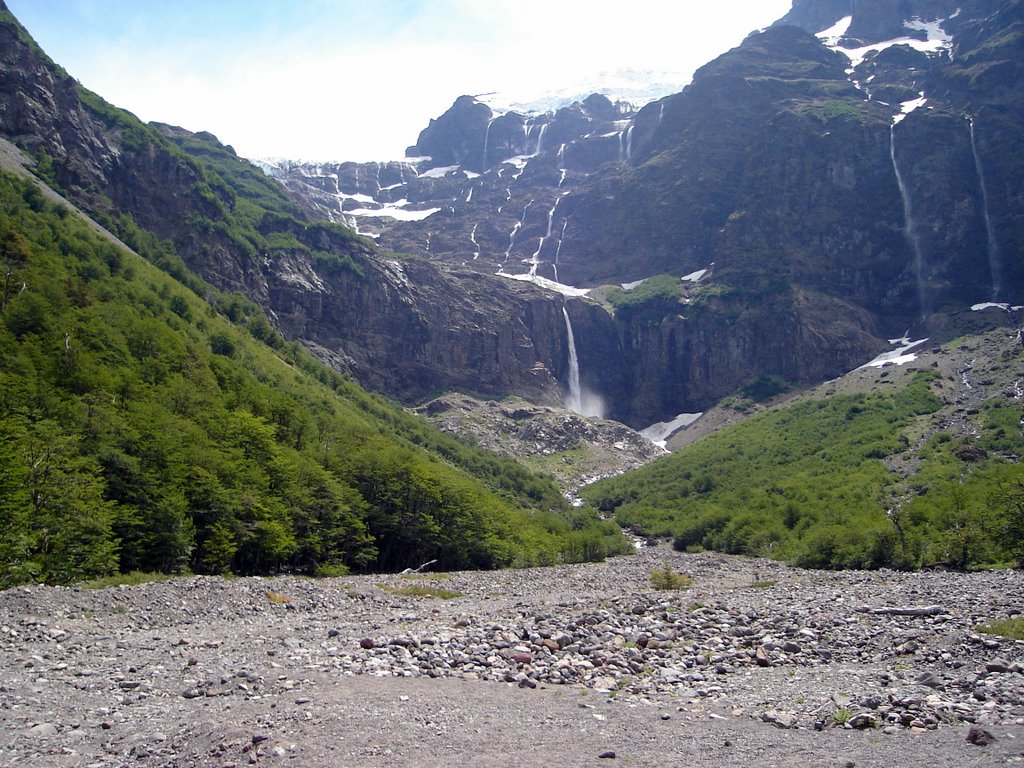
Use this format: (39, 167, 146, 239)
(585, 362, 1024, 571)
(0, 169, 628, 586)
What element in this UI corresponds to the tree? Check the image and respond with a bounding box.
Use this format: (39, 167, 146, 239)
(22, 420, 119, 583)
(0, 419, 30, 587)
(1, 223, 31, 311)
(998, 479, 1024, 567)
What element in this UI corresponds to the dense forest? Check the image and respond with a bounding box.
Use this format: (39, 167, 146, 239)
(585, 372, 1024, 570)
(0, 170, 629, 586)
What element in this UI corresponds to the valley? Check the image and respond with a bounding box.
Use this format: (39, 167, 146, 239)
(1, 0, 1023, 763)
(1, 545, 1021, 766)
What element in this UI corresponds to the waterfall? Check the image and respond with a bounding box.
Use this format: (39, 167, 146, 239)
(625, 125, 634, 162)
(535, 123, 548, 156)
(658, 102, 665, 126)
(504, 201, 531, 263)
(528, 200, 562, 275)
(969, 117, 1002, 299)
(554, 219, 568, 265)
(890, 123, 929, 318)
(470, 222, 480, 260)
(562, 307, 582, 413)
(504, 220, 522, 263)
(482, 117, 496, 170)
(556, 143, 567, 188)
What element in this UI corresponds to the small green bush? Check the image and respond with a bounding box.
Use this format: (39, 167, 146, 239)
(831, 707, 854, 726)
(378, 583, 463, 600)
(649, 562, 693, 590)
(977, 617, 1024, 640)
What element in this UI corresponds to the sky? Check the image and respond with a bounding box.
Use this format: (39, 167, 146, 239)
(7, 0, 794, 162)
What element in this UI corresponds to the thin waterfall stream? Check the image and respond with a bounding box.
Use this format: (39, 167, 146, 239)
(969, 117, 1002, 299)
(562, 307, 582, 413)
(890, 123, 929, 318)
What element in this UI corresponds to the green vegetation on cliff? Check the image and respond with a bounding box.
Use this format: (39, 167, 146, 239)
(605, 275, 684, 324)
(0, 171, 628, 586)
(584, 372, 1024, 570)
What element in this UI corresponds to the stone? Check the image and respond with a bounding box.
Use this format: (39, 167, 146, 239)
(359, 638, 375, 650)
(985, 658, 1012, 674)
(847, 712, 876, 729)
(27, 723, 58, 737)
(598, 751, 617, 759)
(965, 725, 996, 746)
(754, 647, 771, 667)
(762, 711, 797, 729)
(915, 671, 943, 689)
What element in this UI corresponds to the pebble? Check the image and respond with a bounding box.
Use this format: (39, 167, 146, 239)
(0, 546, 1022, 765)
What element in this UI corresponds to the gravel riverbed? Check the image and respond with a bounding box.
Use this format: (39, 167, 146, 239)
(1, 545, 1022, 767)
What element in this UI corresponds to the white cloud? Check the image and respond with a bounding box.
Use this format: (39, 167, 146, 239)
(24, 0, 793, 161)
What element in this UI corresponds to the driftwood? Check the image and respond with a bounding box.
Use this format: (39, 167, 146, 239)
(399, 559, 438, 575)
(856, 605, 946, 616)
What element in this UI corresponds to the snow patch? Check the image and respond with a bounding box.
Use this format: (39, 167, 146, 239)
(893, 93, 928, 125)
(418, 165, 460, 179)
(502, 155, 532, 170)
(859, 338, 928, 369)
(496, 270, 590, 297)
(621, 278, 647, 290)
(816, 15, 853, 44)
(971, 302, 1010, 312)
(347, 203, 440, 222)
(822, 15, 953, 69)
(338, 192, 377, 204)
(640, 413, 703, 448)
(681, 268, 709, 283)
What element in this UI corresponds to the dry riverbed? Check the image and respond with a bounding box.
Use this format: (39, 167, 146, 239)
(1, 545, 1022, 767)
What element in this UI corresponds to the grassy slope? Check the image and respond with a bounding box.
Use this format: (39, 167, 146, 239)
(584, 360, 1024, 570)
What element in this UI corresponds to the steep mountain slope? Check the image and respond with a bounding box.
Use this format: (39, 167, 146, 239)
(2, 1, 1021, 434)
(269, 0, 1023, 427)
(584, 321, 1024, 570)
(0, 89, 628, 584)
(0, 3, 616, 413)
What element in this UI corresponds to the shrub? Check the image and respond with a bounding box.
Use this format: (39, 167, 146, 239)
(378, 583, 463, 599)
(649, 562, 693, 590)
(977, 617, 1024, 641)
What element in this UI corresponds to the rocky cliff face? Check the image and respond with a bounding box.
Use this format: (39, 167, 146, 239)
(0, 3, 591, 414)
(261, 0, 1022, 426)
(1, 0, 1020, 430)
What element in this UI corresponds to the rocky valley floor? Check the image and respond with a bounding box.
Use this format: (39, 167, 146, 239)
(1, 546, 1022, 767)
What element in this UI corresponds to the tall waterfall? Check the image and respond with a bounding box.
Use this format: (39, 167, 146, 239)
(535, 123, 548, 156)
(482, 117, 495, 170)
(969, 117, 1002, 299)
(890, 123, 929, 318)
(562, 307, 583, 413)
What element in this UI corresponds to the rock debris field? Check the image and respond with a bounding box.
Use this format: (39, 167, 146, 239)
(2, 546, 1023, 767)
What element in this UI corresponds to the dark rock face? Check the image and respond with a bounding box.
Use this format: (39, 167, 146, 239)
(846, 0, 914, 43)
(407, 95, 492, 171)
(1, 0, 1021, 430)
(268, 255, 572, 406)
